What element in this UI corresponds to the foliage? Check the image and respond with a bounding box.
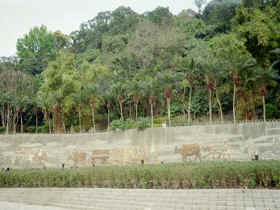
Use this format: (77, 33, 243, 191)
(25, 126, 36, 133)
(1, 161, 280, 188)
(233, 2, 280, 67)
(1, 3, 280, 132)
(16, 26, 64, 75)
(0, 127, 5, 134)
(266, 104, 280, 119)
(202, 0, 241, 32)
(135, 117, 151, 130)
(111, 118, 150, 131)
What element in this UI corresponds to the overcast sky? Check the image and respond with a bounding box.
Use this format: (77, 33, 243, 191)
(0, 0, 197, 57)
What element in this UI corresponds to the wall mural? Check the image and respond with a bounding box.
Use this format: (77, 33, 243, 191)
(66, 146, 158, 167)
(1, 122, 280, 168)
(174, 143, 232, 161)
(15, 148, 48, 167)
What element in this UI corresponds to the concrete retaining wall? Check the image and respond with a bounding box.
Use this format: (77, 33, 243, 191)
(1, 121, 280, 168)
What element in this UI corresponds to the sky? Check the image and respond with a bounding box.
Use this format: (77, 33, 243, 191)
(0, 0, 197, 57)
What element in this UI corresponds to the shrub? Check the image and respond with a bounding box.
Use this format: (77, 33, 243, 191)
(0, 126, 6, 134)
(111, 119, 129, 131)
(25, 126, 36, 133)
(153, 117, 169, 126)
(266, 104, 280, 119)
(0, 161, 279, 189)
(135, 118, 150, 131)
(111, 118, 150, 131)
(38, 124, 50, 133)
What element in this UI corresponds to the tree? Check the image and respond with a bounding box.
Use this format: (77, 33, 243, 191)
(195, 0, 207, 14)
(210, 33, 252, 123)
(16, 25, 57, 75)
(38, 51, 78, 133)
(0, 69, 35, 134)
(78, 61, 110, 132)
(110, 6, 139, 35)
(178, 57, 197, 124)
(233, 3, 280, 67)
(146, 7, 174, 26)
(202, 0, 241, 32)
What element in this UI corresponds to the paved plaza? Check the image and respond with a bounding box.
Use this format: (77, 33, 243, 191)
(0, 188, 279, 210)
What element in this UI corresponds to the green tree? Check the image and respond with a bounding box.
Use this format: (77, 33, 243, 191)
(195, 0, 207, 14)
(202, 0, 241, 32)
(210, 33, 252, 123)
(78, 61, 110, 132)
(38, 51, 78, 133)
(16, 25, 56, 75)
(233, 2, 280, 67)
(146, 7, 173, 26)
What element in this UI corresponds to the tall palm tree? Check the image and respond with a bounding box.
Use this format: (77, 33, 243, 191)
(165, 87, 172, 127)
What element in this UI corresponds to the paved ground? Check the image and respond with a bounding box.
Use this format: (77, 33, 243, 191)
(0, 201, 69, 210)
(0, 188, 279, 210)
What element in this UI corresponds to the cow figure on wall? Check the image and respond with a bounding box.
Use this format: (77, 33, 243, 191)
(175, 144, 201, 161)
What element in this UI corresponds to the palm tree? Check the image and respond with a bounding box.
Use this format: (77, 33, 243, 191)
(165, 87, 172, 127)
(257, 67, 277, 122)
(149, 96, 156, 128)
(90, 97, 96, 133)
(133, 95, 140, 121)
(209, 34, 252, 123)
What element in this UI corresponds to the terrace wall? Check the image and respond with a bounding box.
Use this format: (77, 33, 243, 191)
(0, 121, 280, 168)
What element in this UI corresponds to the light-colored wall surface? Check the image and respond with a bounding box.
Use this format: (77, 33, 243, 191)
(1, 121, 280, 168)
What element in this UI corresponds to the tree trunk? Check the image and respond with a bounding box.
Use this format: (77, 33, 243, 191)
(120, 102, 123, 121)
(233, 83, 236, 124)
(216, 89, 224, 122)
(107, 109, 110, 130)
(79, 105, 82, 133)
(48, 112, 51, 134)
(129, 103, 132, 119)
(182, 87, 186, 121)
(188, 87, 192, 124)
(151, 103, 154, 128)
(13, 108, 17, 134)
(91, 106, 96, 133)
(182, 104, 186, 122)
(263, 95, 266, 122)
(35, 114, 38, 134)
(6, 105, 9, 135)
(209, 89, 212, 123)
(53, 105, 64, 133)
(1, 105, 4, 127)
(63, 121, 66, 133)
(135, 103, 138, 121)
(53, 111, 55, 133)
(167, 98, 171, 127)
(21, 112, 23, 133)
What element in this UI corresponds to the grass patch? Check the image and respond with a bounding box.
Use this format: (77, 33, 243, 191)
(1, 161, 280, 189)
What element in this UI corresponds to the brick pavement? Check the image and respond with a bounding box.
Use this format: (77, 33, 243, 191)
(0, 188, 279, 210)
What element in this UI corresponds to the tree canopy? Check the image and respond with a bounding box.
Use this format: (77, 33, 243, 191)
(1, 1, 280, 133)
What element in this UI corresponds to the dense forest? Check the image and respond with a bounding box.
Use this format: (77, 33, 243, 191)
(0, 0, 280, 134)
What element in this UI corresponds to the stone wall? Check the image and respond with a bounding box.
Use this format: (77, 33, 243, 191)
(1, 121, 280, 168)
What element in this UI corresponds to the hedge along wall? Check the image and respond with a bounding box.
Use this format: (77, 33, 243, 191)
(0, 121, 280, 169)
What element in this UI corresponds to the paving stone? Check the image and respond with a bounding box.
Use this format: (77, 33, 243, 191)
(0, 189, 280, 210)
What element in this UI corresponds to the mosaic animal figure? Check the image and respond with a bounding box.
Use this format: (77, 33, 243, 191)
(203, 143, 232, 160)
(110, 146, 151, 165)
(219, 143, 231, 160)
(16, 148, 48, 167)
(91, 149, 110, 165)
(67, 152, 88, 166)
(175, 144, 201, 161)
